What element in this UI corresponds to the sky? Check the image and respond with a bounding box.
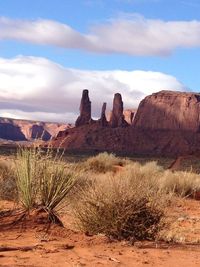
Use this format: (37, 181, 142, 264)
(0, 0, 200, 122)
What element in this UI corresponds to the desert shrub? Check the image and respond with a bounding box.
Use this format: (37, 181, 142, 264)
(82, 152, 128, 173)
(73, 163, 167, 241)
(0, 161, 17, 201)
(120, 162, 200, 198)
(122, 161, 163, 187)
(15, 147, 78, 215)
(159, 170, 200, 197)
(15, 148, 41, 209)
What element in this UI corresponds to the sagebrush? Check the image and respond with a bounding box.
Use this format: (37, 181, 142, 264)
(73, 163, 167, 240)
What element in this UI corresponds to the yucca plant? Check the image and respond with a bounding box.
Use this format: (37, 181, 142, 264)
(15, 147, 41, 210)
(39, 157, 77, 212)
(15, 145, 77, 224)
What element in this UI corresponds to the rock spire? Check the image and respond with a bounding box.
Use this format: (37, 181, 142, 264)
(75, 89, 91, 127)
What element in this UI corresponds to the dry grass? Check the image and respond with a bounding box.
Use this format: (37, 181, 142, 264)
(72, 159, 200, 241)
(120, 161, 200, 198)
(73, 164, 168, 241)
(1, 148, 200, 241)
(159, 170, 200, 197)
(0, 161, 17, 201)
(82, 152, 129, 173)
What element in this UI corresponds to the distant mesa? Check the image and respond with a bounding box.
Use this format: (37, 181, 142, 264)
(0, 122, 26, 141)
(0, 117, 72, 142)
(3, 88, 200, 156)
(29, 124, 51, 141)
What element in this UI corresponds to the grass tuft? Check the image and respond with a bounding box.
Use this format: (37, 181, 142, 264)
(82, 152, 128, 173)
(0, 161, 17, 201)
(159, 170, 200, 197)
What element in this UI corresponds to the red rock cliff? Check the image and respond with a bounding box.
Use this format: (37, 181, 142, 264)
(134, 90, 200, 132)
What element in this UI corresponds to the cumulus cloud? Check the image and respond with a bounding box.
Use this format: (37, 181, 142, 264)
(0, 56, 186, 122)
(1, 15, 200, 55)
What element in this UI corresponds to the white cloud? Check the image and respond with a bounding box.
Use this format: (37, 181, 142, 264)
(0, 109, 76, 123)
(0, 56, 186, 122)
(1, 15, 200, 55)
(0, 17, 89, 49)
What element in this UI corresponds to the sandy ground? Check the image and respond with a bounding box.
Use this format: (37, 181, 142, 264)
(0, 231, 199, 267)
(0, 198, 200, 267)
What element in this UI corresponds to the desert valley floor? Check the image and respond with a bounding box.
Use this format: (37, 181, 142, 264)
(0, 150, 200, 267)
(0, 197, 200, 267)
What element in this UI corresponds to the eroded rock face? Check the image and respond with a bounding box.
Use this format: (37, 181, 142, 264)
(52, 122, 200, 157)
(0, 117, 71, 141)
(29, 125, 51, 141)
(99, 102, 108, 127)
(106, 109, 136, 125)
(75, 89, 91, 127)
(110, 93, 128, 128)
(134, 91, 200, 132)
(51, 90, 200, 156)
(0, 123, 26, 141)
(123, 109, 135, 125)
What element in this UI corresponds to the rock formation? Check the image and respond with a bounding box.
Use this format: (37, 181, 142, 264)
(134, 90, 200, 132)
(123, 109, 135, 125)
(0, 117, 71, 141)
(110, 93, 129, 128)
(75, 89, 91, 127)
(99, 102, 108, 127)
(29, 125, 51, 141)
(106, 109, 136, 125)
(52, 90, 200, 156)
(0, 122, 26, 141)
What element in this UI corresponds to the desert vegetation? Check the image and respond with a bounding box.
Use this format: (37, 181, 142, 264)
(81, 152, 129, 173)
(0, 150, 200, 243)
(73, 171, 165, 241)
(0, 160, 17, 201)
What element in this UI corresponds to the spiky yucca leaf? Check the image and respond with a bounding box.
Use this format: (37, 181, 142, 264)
(39, 161, 77, 211)
(15, 148, 41, 210)
(15, 146, 77, 214)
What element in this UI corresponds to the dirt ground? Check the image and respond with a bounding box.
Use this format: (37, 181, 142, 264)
(0, 198, 199, 267)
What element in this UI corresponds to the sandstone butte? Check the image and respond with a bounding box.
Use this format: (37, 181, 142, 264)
(51, 89, 200, 156)
(134, 90, 200, 132)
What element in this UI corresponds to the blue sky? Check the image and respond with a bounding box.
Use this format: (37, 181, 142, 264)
(0, 0, 200, 122)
